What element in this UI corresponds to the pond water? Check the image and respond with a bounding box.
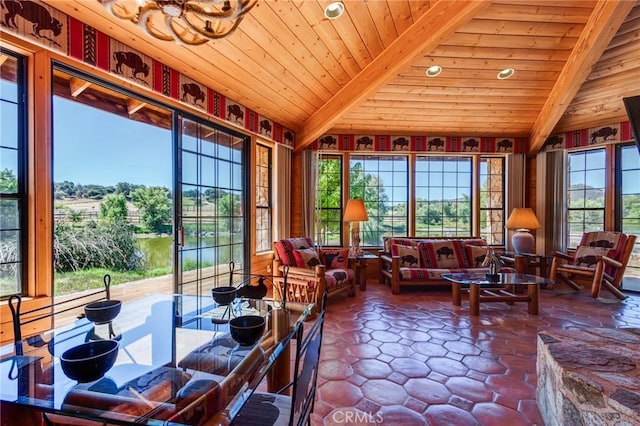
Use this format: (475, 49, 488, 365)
(136, 236, 243, 269)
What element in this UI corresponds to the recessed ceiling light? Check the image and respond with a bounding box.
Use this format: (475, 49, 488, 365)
(324, 2, 345, 19)
(497, 68, 515, 80)
(426, 65, 442, 77)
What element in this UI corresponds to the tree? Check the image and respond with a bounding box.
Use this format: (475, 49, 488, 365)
(348, 162, 393, 245)
(132, 186, 172, 233)
(100, 193, 129, 224)
(0, 169, 17, 193)
(67, 210, 83, 224)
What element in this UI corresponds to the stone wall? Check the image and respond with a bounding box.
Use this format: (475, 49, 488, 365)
(537, 328, 640, 425)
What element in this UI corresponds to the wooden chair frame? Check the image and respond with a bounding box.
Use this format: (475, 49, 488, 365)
(549, 233, 637, 300)
(272, 242, 354, 318)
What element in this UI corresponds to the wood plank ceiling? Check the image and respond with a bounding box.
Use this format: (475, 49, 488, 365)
(44, 0, 640, 154)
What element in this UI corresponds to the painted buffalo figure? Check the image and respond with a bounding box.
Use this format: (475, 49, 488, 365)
(332, 271, 347, 283)
(319, 135, 337, 149)
(259, 120, 272, 136)
(113, 51, 149, 81)
(544, 135, 564, 150)
(428, 138, 444, 151)
(462, 138, 479, 151)
(401, 255, 419, 267)
(436, 246, 454, 260)
(227, 104, 244, 123)
(588, 240, 615, 249)
(496, 139, 513, 151)
(3, 0, 62, 44)
(284, 131, 294, 145)
(181, 83, 205, 106)
(356, 136, 373, 150)
(393, 137, 410, 150)
(590, 127, 617, 144)
(576, 256, 599, 268)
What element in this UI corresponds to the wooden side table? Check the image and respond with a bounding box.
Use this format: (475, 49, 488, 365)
(500, 252, 552, 278)
(350, 253, 378, 291)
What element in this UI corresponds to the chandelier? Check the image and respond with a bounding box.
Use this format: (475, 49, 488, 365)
(100, 0, 258, 45)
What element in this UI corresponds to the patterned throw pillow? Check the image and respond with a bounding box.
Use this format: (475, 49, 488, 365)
(391, 244, 421, 268)
(466, 245, 489, 267)
(274, 237, 315, 266)
(573, 246, 610, 268)
(418, 240, 466, 269)
(580, 232, 625, 259)
(320, 248, 349, 269)
(293, 248, 322, 268)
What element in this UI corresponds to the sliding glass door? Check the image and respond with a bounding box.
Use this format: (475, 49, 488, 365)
(176, 116, 248, 296)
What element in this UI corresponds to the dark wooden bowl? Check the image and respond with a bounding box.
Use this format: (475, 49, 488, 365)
(211, 286, 237, 305)
(60, 340, 119, 383)
(229, 315, 265, 346)
(84, 300, 122, 324)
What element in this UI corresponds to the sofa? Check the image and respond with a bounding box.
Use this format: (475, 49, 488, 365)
(273, 237, 355, 317)
(378, 237, 500, 294)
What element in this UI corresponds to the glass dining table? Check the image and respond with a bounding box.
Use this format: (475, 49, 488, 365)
(0, 293, 313, 425)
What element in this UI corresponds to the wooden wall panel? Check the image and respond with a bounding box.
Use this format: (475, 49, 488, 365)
(290, 152, 305, 238)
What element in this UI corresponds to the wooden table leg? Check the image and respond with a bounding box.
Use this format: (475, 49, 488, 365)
(469, 284, 480, 316)
(452, 283, 461, 306)
(359, 259, 367, 291)
(528, 284, 539, 315)
(268, 308, 290, 393)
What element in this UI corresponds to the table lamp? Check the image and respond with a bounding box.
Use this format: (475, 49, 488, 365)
(344, 199, 368, 256)
(505, 208, 541, 254)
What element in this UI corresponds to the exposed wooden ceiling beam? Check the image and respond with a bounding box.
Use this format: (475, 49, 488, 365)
(127, 99, 146, 115)
(69, 77, 91, 97)
(293, 0, 493, 152)
(528, 0, 635, 155)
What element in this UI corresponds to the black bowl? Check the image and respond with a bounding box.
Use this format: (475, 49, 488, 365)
(60, 340, 119, 383)
(84, 300, 122, 324)
(212, 286, 237, 305)
(229, 315, 266, 346)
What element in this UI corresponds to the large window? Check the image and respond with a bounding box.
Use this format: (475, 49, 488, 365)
(178, 116, 247, 296)
(618, 144, 640, 275)
(0, 51, 26, 298)
(255, 143, 272, 252)
(316, 155, 343, 247)
(480, 157, 505, 245)
(567, 149, 606, 247)
(350, 155, 408, 246)
(53, 69, 173, 298)
(415, 156, 472, 237)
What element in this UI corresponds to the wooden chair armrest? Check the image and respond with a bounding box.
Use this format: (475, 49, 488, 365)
(600, 255, 622, 269)
(379, 254, 393, 264)
(280, 265, 322, 279)
(552, 251, 574, 261)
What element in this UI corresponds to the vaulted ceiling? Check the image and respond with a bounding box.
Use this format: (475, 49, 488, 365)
(45, 1, 640, 154)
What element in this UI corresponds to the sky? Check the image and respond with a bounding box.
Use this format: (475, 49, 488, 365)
(53, 96, 173, 187)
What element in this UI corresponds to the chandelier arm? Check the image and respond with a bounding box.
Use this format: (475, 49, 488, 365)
(102, 0, 257, 43)
(185, 15, 245, 39)
(184, 0, 257, 19)
(143, 12, 177, 42)
(134, 2, 163, 24)
(168, 18, 210, 45)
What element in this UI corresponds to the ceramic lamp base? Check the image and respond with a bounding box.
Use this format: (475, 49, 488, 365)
(512, 229, 534, 254)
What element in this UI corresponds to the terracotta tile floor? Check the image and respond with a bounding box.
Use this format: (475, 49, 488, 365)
(310, 281, 640, 425)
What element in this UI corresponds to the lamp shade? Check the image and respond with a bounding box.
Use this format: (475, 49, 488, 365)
(343, 199, 368, 222)
(505, 208, 540, 230)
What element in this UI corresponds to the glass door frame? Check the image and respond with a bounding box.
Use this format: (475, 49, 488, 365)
(173, 112, 250, 297)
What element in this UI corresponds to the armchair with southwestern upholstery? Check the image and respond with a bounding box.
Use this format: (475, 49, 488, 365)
(272, 237, 355, 317)
(549, 231, 637, 300)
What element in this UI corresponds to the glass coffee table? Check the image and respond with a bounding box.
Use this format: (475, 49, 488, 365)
(442, 272, 553, 316)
